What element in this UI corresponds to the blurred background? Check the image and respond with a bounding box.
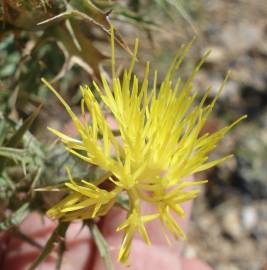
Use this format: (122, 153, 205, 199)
(0, 1, 266, 269)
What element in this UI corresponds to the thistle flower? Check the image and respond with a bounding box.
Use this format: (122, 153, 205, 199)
(42, 29, 245, 264)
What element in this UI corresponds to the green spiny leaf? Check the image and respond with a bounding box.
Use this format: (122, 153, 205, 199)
(0, 202, 30, 230)
(0, 105, 42, 173)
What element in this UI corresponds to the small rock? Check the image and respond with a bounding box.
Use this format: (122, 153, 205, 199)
(236, 130, 267, 199)
(220, 23, 263, 54)
(222, 208, 243, 240)
(241, 206, 258, 231)
(205, 46, 226, 63)
(183, 245, 197, 259)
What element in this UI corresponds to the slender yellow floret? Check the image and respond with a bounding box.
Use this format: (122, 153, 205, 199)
(43, 28, 246, 264)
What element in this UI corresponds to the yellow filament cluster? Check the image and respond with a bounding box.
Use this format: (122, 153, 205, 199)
(43, 29, 245, 264)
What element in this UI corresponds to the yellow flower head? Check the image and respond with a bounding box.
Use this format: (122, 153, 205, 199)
(43, 29, 245, 264)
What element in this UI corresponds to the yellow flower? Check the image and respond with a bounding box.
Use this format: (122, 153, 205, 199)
(42, 29, 246, 264)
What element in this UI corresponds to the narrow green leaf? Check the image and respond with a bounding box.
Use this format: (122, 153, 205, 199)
(29, 221, 69, 270)
(0, 147, 27, 161)
(56, 236, 66, 270)
(166, 0, 198, 34)
(88, 221, 113, 270)
(0, 120, 7, 146)
(116, 195, 130, 211)
(5, 104, 42, 148)
(13, 228, 43, 249)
